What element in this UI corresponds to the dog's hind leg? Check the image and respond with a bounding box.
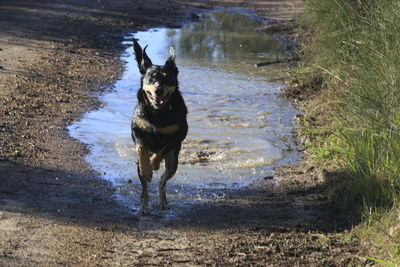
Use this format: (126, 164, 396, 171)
(159, 149, 178, 209)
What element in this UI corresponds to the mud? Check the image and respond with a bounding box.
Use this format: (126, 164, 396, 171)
(0, 0, 368, 265)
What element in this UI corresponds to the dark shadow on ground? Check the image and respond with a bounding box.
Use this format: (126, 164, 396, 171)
(0, 159, 362, 234)
(0, 159, 136, 227)
(168, 176, 359, 233)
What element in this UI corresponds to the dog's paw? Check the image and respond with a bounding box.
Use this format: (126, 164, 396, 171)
(150, 153, 162, 171)
(138, 206, 149, 216)
(160, 203, 169, 210)
(160, 195, 169, 210)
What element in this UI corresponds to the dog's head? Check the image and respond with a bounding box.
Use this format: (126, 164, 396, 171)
(133, 39, 178, 109)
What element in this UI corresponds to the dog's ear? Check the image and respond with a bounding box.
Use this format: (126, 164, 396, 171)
(133, 39, 152, 74)
(165, 47, 176, 66)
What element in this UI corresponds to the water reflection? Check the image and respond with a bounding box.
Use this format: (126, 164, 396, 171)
(169, 12, 283, 63)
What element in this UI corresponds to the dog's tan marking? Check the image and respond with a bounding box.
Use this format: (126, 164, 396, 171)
(134, 115, 154, 132)
(150, 153, 163, 171)
(136, 144, 152, 182)
(156, 124, 179, 135)
(143, 83, 157, 93)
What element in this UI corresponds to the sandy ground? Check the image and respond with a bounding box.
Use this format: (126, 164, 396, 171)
(0, 0, 369, 265)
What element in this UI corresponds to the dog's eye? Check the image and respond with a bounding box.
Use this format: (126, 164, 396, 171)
(162, 72, 167, 77)
(163, 76, 174, 85)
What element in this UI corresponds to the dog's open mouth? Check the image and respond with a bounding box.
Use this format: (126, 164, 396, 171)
(151, 94, 167, 107)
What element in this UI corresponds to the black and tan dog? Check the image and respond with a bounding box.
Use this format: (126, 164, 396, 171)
(131, 39, 188, 215)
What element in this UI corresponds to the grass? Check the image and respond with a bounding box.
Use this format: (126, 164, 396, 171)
(296, 0, 400, 264)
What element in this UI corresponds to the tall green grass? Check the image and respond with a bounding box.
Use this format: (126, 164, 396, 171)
(299, 0, 400, 263)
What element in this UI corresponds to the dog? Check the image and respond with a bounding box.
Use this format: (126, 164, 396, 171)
(131, 39, 188, 215)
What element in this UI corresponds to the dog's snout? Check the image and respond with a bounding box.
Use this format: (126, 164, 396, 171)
(155, 87, 164, 96)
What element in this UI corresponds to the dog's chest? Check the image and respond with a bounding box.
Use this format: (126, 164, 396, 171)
(133, 107, 180, 136)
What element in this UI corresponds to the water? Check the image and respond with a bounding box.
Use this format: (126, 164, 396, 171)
(68, 11, 299, 212)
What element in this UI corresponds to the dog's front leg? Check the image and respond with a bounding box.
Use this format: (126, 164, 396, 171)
(137, 164, 149, 216)
(136, 143, 152, 182)
(150, 153, 163, 171)
(136, 143, 152, 215)
(150, 145, 169, 171)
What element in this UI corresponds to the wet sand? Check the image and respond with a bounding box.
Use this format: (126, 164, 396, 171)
(0, 0, 367, 265)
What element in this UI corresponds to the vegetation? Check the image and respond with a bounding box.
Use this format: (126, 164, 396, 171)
(297, 0, 400, 264)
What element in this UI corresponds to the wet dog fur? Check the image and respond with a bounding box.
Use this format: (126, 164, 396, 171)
(131, 39, 188, 215)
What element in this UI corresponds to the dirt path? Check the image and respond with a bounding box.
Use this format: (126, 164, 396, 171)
(0, 0, 367, 265)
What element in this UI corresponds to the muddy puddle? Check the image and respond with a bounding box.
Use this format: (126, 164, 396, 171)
(68, 11, 299, 216)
